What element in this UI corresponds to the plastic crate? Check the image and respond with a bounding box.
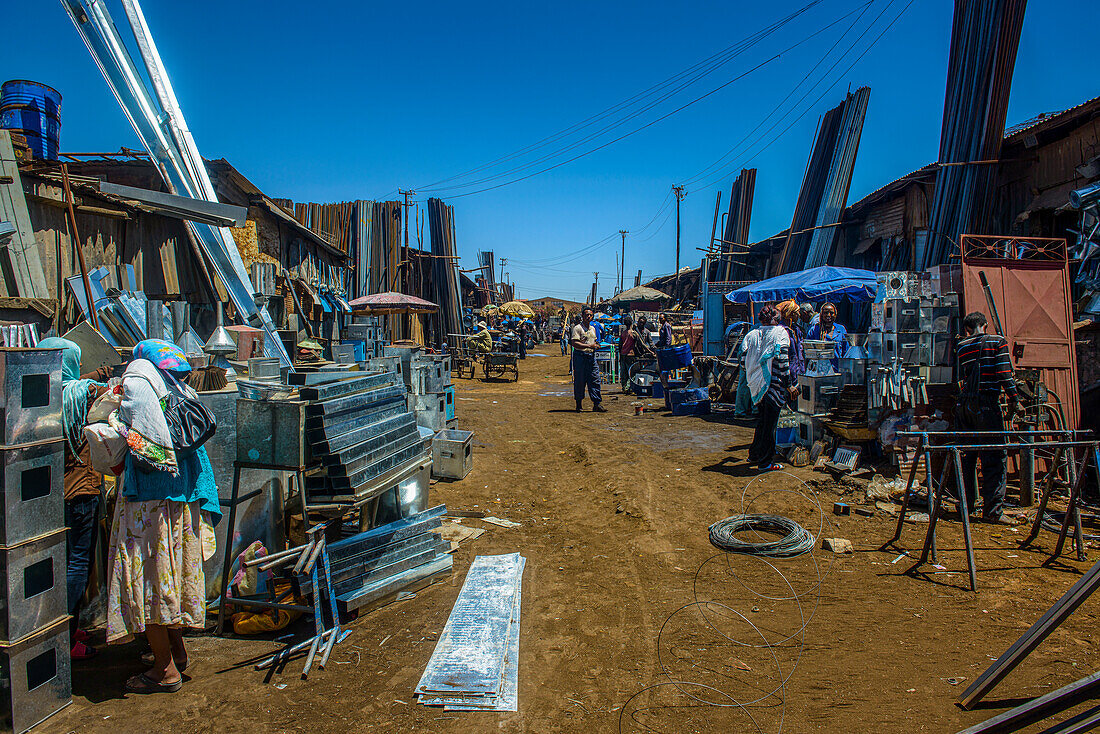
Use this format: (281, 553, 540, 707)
(671, 399, 710, 416)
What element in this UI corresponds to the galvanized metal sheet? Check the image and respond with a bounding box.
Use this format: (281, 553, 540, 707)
(416, 553, 525, 697)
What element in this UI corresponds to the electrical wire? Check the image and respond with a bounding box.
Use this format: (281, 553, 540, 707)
(417, 2, 822, 195)
(709, 515, 816, 558)
(619, 472, 835, 734)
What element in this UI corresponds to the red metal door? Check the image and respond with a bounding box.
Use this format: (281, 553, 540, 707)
(960, 235, 1079, 429)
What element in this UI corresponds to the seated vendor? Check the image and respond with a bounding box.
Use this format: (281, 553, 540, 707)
(467, 321, 493, 354)
(807, 302, 848, 366)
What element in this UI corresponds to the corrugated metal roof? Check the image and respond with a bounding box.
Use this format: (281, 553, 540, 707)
(1002, 94, 1100, 142)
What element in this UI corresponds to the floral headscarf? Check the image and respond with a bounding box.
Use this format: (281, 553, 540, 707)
(132, 339, 191, 375)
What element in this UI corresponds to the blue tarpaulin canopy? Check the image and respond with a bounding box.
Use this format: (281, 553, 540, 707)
(725, 266, 877, 304)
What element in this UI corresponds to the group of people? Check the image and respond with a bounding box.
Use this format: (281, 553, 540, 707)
(739, 299, 1018, 526)
(44, 337, 218, 694)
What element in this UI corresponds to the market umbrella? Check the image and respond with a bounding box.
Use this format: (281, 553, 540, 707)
(725, 266, 877, 304)
(605, 285, 670, 307)
(348, 291, 438, 314)
(499, 300, 535, 318)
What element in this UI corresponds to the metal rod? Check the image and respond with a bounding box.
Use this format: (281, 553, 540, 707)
(61, 163, 99, 330)
(254, 627, 338, 670)
(1022, 447, 1065, 547)
(245, 543, 309, 568)
(885, 435, 924, 547)
(292, 538, 317, 576)
(952, 448, 979, 592)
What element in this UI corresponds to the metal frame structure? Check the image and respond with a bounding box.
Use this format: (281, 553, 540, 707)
(59, 0, 292, 367)
(883, 430, 1095, 591)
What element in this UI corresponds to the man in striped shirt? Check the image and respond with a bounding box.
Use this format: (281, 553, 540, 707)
(955, 312, 1020, 525)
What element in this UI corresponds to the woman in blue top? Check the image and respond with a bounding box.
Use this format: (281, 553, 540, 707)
(807, 302, 848, 367)
(105, 339, 219, 694)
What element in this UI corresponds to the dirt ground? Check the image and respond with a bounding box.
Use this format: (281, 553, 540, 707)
(51, 345, 1100, 733)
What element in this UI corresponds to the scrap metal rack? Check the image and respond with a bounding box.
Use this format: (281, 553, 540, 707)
(883, 430, 1096, 591)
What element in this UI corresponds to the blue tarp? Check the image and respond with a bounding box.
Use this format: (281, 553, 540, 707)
(725, 265, 877, 304)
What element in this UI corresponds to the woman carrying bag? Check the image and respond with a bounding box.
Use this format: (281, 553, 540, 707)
(100, 339, 220, 694)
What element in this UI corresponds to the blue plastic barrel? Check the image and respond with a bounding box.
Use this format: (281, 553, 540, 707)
(657, 343, 693, 372)
(0, 80, 62, 160)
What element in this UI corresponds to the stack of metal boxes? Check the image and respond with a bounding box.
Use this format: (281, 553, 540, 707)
(795, 340, 841, 445)
(343, 315, 385, 361)
(0, 348, 71, 733)
(866, 269, 961, 422)
(387, 346, 455, 433)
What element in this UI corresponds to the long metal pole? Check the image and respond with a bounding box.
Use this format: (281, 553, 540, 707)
(618, 230, 628, 293)
(673, 186, 684, 300)
(60, 164, 99, 330)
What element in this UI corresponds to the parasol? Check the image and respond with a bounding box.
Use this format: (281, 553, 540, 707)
(348, 291, 438, 314)
(499, 300, 535, 318)
(606, 285, 670, 307)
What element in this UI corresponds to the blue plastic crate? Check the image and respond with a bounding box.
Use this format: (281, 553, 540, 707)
(671, 399, 710, 416)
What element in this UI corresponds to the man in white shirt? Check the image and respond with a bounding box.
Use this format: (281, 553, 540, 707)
(569, 308, 605, 412)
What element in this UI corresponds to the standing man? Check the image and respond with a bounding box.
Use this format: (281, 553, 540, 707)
(517, 321, 527, 360)
(636, 315, 653, 348)
(570, 308, 605, 412)
(656, 313, 674, 350)
(956, 312, 1020, 525)
(798, 303, 816, 336)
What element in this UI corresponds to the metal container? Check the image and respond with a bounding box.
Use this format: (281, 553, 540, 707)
(797, 374, 843, 417)
(444, 385, 455, 421)
(247, 357, 281, 382)
(796, 413, 825, 447)
(0, 441, 63, 548)
(432, 429, 472, 480)
(407, 362, 431, 396)
(920, 305, 957, 334)
(837, 358, 867, 387)
(331, 343, 356, 364)
(236, 398, 309, 468)
(383, 344, 423, 382)
(865, 332, 884, 363)
(414, 392, 448, 432)
(0, 80, 62, 161)
(0, 616, 71, 734)
(365, 356, 402, 380)
(870, 303, 884, 330)
(0, 349, 62, 448)
(883, 299, 920, 332)
(885, 332, 932, 366)
(0, 530, 67, 644)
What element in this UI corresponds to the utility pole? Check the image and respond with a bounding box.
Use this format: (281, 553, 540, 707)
(498, 257, 507, 302)
(672, 185, 685, 300)
(398, 189, 415, 293)
(593, 272, 599, 306)
(618, 229, 628, 292)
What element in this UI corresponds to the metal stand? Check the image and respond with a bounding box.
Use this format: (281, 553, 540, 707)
(883, 431, 1096, 590)
(215, 460, 310, 636)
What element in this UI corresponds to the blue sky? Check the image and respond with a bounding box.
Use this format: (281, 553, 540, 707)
(4, 1, 1098, 302)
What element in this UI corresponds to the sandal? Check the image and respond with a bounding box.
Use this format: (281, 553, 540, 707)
(758, 462, 783, 472)
(140, 651, 188, 672)
(125, 672, 182, 694)
(71, 641, 97, 660)
(74, 629, 91, 643)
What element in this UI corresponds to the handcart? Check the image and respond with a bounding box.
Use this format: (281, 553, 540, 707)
(446, 334, 477, 379)
(481, 351, 519, 381)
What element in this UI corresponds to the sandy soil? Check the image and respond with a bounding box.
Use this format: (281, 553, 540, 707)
(50, 345, 1100, 733)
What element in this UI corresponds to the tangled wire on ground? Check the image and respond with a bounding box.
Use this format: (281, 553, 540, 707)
(708, 514, 816, 558)
(618, 471, 833, 734)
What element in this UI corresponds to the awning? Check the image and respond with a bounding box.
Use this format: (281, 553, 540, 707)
(726, 265, 878, 303)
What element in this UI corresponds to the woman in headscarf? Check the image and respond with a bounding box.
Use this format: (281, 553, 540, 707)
(740, 305, 791, 472)
(105, 339, 219, 694)
(777, 300, 806, 383)
(37, 337, 107, 660)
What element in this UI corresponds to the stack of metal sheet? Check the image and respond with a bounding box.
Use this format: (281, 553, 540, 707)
(923, 0, 1027, 269)
(0, 348, 71, 732)
(715, 168, 757, 282)
(301, 369, 433, 505)
(416, 553, 525, 712)
(776, 88, 871, 274)
(294, 506, 452, 617)
(427, 199, 463, 348)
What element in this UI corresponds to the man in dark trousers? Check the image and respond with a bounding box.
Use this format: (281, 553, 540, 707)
(570, 308, 605, 412)
(955, 311, 1021, 525)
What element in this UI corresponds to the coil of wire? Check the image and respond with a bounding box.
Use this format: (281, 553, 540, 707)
(708, 514, 816, 558)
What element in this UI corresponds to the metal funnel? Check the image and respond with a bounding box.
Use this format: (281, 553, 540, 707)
(204, 301, 236, 357)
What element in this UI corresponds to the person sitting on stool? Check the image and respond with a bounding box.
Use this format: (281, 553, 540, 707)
(570, 308, 605, 412)
(955, 311, 1021, 525)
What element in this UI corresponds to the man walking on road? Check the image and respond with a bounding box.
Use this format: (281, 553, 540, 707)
(955, 311, 1021, 525)
(570, 308, 605, 412)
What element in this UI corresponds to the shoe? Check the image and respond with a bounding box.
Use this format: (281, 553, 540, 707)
(71, 641, 97, 660)
(983, 514, 1018, 526)
(125, 672, 182, 694)
(592, 403, 607, 413)
(575, 402, 583, 413)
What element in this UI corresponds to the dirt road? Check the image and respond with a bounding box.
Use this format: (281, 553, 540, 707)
(53, 346, 1100, 733)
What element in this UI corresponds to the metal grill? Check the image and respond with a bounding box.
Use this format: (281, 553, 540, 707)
(961, 234, 1068, 263)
